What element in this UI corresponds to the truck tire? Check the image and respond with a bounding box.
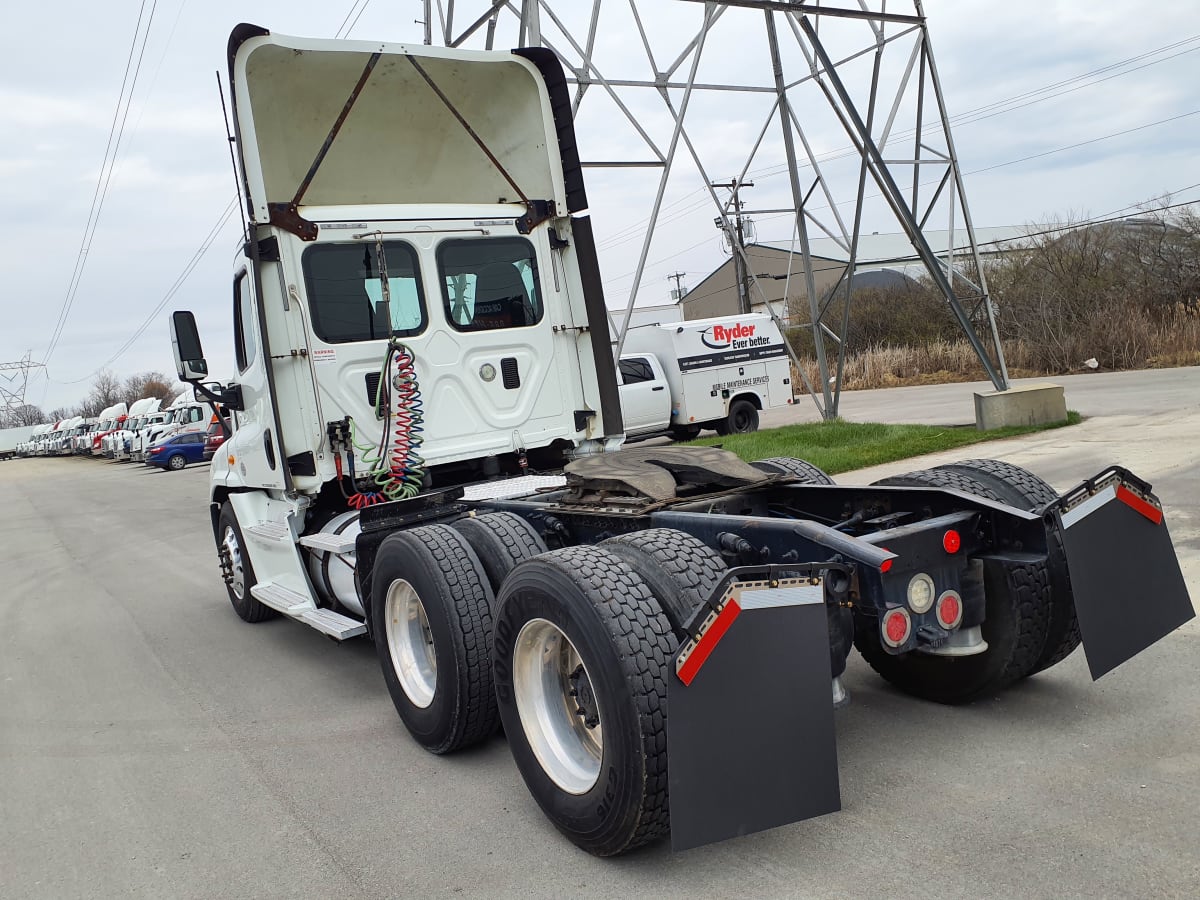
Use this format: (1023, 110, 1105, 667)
(930, 459, 1080, 673)
(601, 528, 727, 636)
(217, 503, 277, 623)
(750, 456, 836, 485)
(493, 546, 675, 856)
(669, 424, 702, 441)
(714, 399, 759, 435)
(451, 512, 548, 597)
(854, 467, 1052, 703)
(371, 525, 500, 754)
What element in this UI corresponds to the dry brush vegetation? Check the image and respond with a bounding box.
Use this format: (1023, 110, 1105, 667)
(787, 205, 1200, 391)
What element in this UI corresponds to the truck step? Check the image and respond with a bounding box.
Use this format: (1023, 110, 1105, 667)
(245, 521, 292, 543)
(250, 582, 311, 613)
(296, 608, 367, 640)
(298, 532, 357, 555)
(461, 474, 567, 501)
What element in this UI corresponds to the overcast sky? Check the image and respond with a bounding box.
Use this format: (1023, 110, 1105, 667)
(2, 1, 1197, 413)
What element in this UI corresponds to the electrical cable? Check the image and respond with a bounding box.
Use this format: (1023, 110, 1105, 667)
(592, 34, 1200, 255)
(50, 196, 239, 385)
(346, 340, 426, 509)
(42, 1, 156, 367)
(602, 110, 1200, 296)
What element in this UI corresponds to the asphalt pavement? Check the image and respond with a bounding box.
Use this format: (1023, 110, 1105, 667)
(2, 367, 1198, 899)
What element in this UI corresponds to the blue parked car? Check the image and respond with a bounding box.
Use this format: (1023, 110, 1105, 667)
(145, 432, 208, 471)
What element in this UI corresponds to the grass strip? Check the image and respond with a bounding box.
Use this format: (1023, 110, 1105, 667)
(689, 411, 1082, 475)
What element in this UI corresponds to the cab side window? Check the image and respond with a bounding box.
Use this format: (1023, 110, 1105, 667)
(234, 272, 257, 372)
(618, 358, 655, 385)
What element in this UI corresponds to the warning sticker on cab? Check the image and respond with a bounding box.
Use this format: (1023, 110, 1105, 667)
(312, 348, 337, 365)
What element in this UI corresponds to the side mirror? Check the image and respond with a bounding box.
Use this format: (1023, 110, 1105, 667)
(170, 311, 209, 382)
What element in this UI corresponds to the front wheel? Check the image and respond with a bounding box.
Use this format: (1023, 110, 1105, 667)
(493, 546, 675, 856)
(216, 503, 276, 623)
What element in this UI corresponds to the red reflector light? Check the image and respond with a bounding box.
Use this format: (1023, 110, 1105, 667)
(936, 590, 963, 629)
(943, 529, 961, 553)
(880, 546, 895, 574)
(882, 608, 911, 647)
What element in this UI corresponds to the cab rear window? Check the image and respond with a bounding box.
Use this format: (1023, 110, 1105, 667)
(302, 241, 427, 343)
(437, 237, 543, 332)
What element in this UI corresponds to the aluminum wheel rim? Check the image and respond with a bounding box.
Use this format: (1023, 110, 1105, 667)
(221, 525, 246, 600)
(169, 454, 185, 470)
(385, 579, 437, 708)
(512, 618, 603, 795)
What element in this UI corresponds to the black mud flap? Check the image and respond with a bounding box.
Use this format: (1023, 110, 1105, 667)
(1053, 468, 1194, 680)
(667, 570, 840, 852)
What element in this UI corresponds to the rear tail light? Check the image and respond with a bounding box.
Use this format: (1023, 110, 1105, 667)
(943, 529, 961, 553)
(936, 590, 963, 629)
(881, 608, 911, 648)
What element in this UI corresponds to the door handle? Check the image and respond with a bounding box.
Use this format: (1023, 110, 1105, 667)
(652, 385, 665, 391)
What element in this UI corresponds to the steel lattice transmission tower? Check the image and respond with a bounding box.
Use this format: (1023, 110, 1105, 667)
(422, 0, 1010, 418)
(0, 352, 46, 427)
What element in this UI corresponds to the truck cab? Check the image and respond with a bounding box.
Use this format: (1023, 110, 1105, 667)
(105, 398, 162, 460)
(90, 404, 129, 457)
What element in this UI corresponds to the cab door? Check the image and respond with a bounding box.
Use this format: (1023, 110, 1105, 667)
(619, 355, 671, 434)
(224, 267, 286, 491)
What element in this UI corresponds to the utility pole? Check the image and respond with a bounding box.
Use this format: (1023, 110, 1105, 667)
(711, 178, 754, 314)
(667, 271, 688, 302)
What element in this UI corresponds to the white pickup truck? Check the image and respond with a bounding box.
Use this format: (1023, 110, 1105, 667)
(618, 313, 794, 440)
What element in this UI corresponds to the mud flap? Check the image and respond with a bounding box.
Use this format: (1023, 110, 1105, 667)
(1053, 469, 1194, 680)
(667, 572, 840, 851)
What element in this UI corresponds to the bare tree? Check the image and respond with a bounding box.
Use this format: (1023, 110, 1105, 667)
(8, 404, 46, 426)
(122, 371, 175, 407)
(87, 370, 124, 412)
(48, 406, 74, 421)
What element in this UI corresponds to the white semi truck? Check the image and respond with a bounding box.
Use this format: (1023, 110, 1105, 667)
(171, 26, 1192, 857)
(87, 403, 129, 457)
(103, 397, 162, 459)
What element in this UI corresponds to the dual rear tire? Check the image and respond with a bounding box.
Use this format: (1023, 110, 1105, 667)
(856, 459, 1078, 703)
(371, 516, 721, 855)
(493, 530, 726, 856)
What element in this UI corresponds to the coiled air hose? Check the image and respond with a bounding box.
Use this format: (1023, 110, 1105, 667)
(346, 340, 425, 509)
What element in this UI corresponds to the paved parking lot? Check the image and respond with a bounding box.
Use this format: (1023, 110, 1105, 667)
(2, 368, 1197, 899)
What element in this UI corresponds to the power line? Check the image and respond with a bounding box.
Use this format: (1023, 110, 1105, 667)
(603, 107, 1200, 293)
(42, 1, 158, 367)
(50, 197, 240, 386)
(671, 194, 1200, 311)
(48, 4, 375, 389)
(593, 33, 1200, 254)
(335, 0, 373, 38)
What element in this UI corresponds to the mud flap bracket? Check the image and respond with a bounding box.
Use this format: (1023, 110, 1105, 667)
(1052, 468, 1194, 680)
(667, 566, 842, 851)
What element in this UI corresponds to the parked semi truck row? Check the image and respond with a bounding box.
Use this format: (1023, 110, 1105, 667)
(168, 27, 1192, 857)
